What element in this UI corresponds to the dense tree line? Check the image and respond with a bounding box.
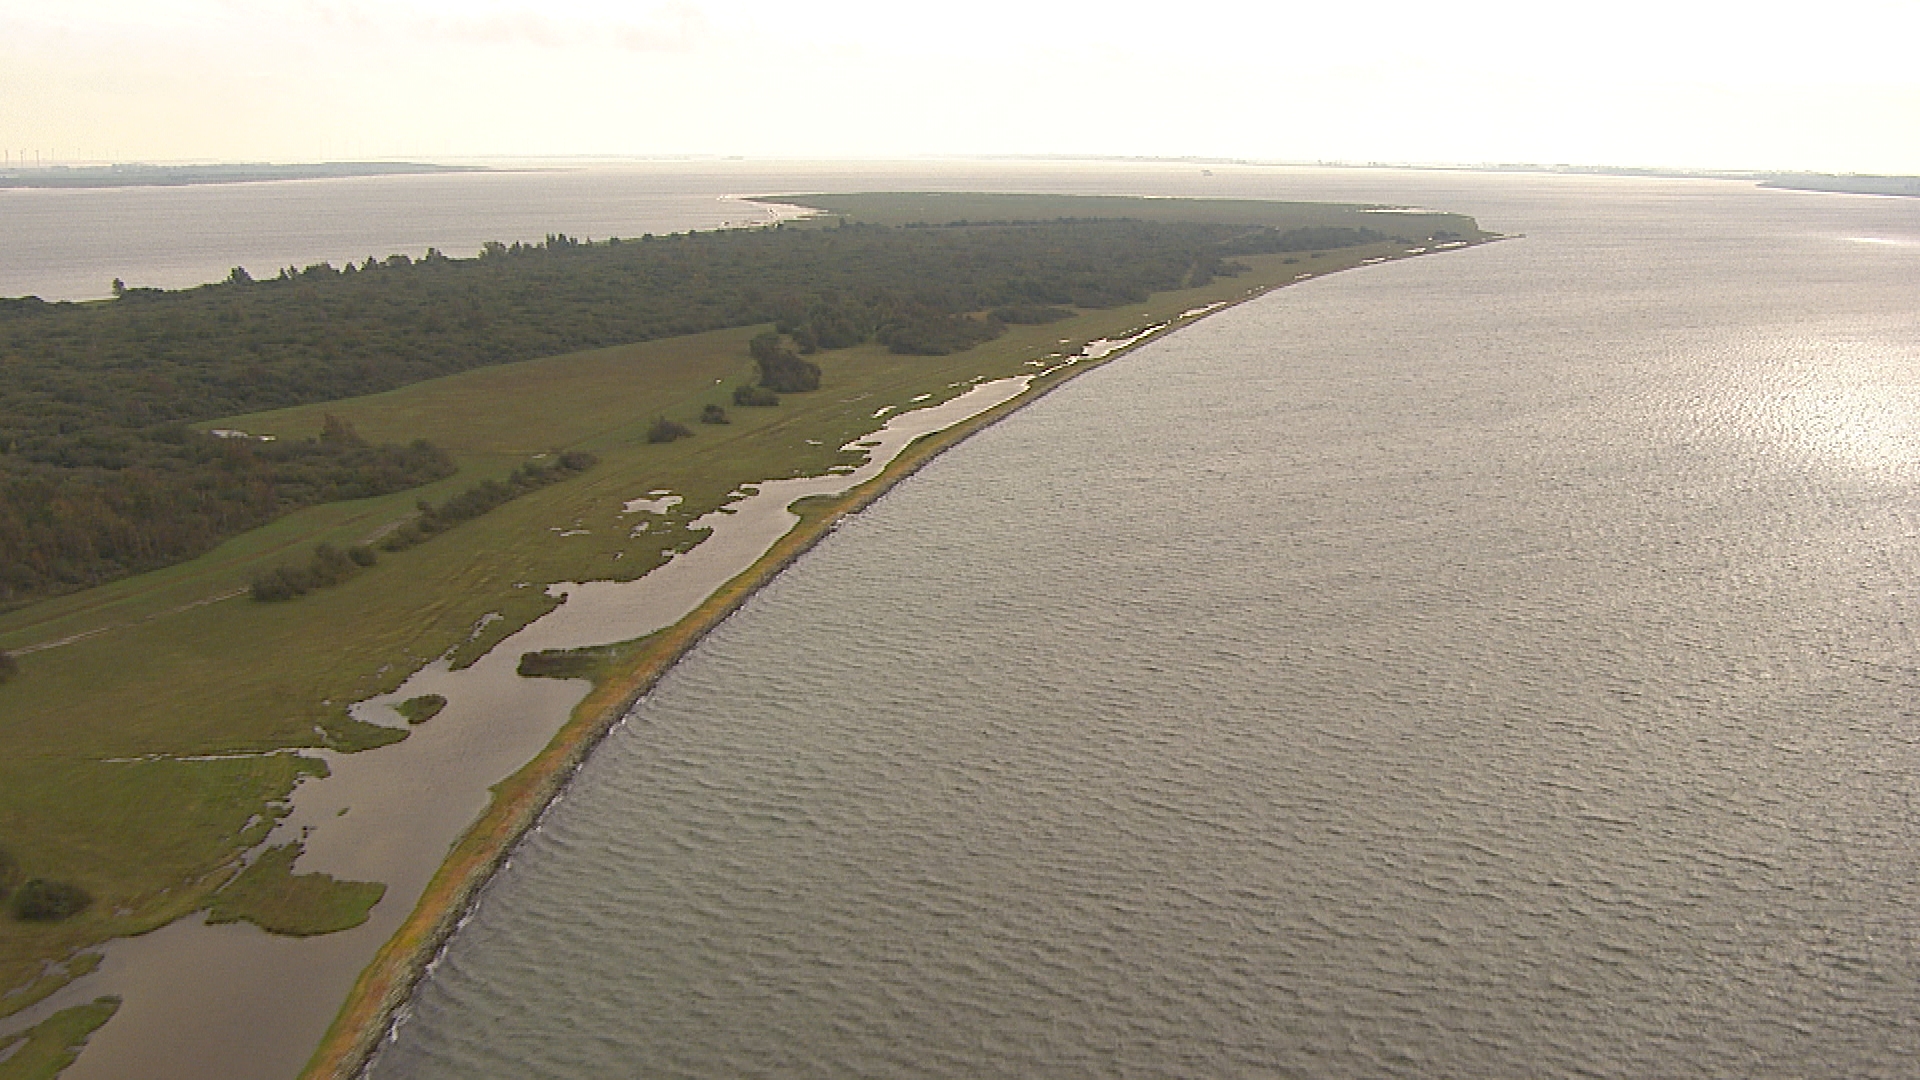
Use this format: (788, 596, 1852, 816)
(1, 218, 1407, 608)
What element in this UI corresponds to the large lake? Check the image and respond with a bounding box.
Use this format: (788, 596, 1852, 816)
(337, 169, 1916, 1076)
(12, 163, 1918, 1077)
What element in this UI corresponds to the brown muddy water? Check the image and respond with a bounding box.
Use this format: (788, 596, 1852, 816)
(368, 172, 1920, 1078)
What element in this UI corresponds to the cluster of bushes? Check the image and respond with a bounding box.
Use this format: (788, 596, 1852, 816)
(732, 385, 779, 407)
(1, 849, 91, 922)
(749, 332, 821, 392)
(646, 417, 692, 444)
(379, 451, 598, 553)
(250, 541, 377, 602)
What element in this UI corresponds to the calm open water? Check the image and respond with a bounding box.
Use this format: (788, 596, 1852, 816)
(336, 170, 1920, 1077)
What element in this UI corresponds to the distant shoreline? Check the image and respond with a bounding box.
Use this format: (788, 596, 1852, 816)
(0, 162, 487, 190)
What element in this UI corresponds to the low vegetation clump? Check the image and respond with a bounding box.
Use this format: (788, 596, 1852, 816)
(10, 878, 92, 922)
(0, 648, 16, 684)
(250, 541, 376, 602)
(732, 384, 779, 407)
(395, 694, 446, 725)
(379, 451, 597, 553)
(699, 404, 729, 425)
(646, 416, 693, 444)
(516, 645, 614, 680)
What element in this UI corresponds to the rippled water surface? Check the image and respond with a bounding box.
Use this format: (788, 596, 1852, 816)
(372, 172, 1920, 1078)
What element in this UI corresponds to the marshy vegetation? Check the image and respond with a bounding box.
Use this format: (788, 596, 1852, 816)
(204, 843, 385, 937)
(395, 695, 447, 725)
(516, 645, 616, 680)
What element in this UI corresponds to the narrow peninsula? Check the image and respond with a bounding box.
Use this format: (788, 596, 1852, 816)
(0, 193, 1496, 1078)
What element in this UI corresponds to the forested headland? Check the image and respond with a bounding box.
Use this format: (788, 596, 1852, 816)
(0, 211, 1447, 608)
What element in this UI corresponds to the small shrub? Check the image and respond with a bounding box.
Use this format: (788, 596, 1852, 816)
(379, 525, 422, 552)
(0, 650, 17, 684)
(250, 565, 313, 602)
(646, 417, 693, 444)
(700, 404, 729, 425)
(732, 384, 779, 407)
(346, 544, 377, 567)
(11, 879, 91, 922)
(308, 543, 356, 587)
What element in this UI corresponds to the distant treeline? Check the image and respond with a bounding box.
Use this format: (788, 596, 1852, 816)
(2, 217, 1419, 608)
(0, 161, 484, 190)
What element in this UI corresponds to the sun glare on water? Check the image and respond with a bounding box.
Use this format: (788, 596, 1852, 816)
(1772, 376, 1920, 469)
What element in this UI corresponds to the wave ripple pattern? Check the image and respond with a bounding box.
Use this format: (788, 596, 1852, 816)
(375, 177, 1920, 1079)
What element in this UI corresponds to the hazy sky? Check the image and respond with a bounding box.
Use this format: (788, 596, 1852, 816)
(4, 0, 1917, 173)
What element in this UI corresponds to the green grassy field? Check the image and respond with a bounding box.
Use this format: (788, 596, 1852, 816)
(0, 193, 1487, 1023)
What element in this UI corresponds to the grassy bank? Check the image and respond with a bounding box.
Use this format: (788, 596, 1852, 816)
(0, 194, 1491, 1067)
